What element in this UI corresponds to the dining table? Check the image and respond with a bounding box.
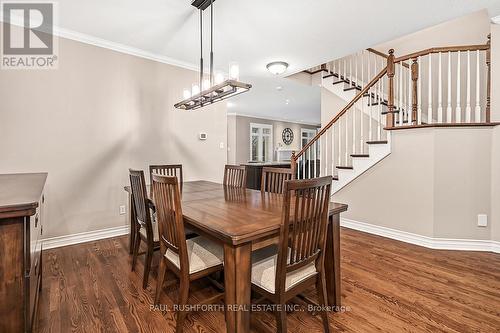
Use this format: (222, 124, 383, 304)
(124, 180, 347, 333)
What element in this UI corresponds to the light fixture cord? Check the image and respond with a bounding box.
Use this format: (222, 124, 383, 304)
(210, 0, 214, 86)
(199, 9, 203, 95)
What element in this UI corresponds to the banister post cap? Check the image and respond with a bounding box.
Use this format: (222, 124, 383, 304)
(388, 49, 394, 55)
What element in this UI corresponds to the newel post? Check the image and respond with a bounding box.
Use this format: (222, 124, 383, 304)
(411, 59, 419, 124)
(291, 151, 297, 179)
(486, 33, 491, 123)
(386, 49, 395, 128)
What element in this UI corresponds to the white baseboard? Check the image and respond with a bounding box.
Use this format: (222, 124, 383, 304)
(341, 218, 500, 254)
(42, 225, 130, 250)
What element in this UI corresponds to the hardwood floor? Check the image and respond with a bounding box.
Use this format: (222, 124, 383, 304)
(34, 228, 500, 333)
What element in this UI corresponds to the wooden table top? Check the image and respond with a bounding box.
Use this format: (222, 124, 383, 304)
(124, 180, 347, 246)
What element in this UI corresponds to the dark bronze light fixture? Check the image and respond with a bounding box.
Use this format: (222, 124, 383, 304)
(175, 0, 252, 110)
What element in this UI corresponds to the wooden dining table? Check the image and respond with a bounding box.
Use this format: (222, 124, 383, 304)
(124, 180, 347, 333)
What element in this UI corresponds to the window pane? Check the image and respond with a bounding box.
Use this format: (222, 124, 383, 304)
(251, 136, 258, 161)
(263, 136, 269, 161)
(252, 127, 259, 134)
(263, 128, 271, 135)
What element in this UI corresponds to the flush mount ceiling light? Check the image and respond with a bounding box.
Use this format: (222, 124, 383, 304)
(175, 0, 252, 111)
(266, 61, 289, 75)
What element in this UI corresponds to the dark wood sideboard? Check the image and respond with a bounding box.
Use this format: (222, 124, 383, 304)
(241, 162, 291, 190)
(0, 173, 47, 333)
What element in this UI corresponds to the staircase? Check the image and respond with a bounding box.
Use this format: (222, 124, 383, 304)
(292, 36, 492, 194)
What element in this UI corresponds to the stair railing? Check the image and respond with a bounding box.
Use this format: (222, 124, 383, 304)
(292, 67, 388, 179)
(293, 35, 492, 180)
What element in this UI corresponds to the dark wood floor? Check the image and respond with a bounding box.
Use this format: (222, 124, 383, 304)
(34, 228, 500, 333)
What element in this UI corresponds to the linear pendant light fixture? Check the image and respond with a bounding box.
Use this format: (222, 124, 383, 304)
(174, 0, 252, 111)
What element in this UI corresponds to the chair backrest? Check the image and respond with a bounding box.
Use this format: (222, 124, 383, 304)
(223, 165, 247, 188)
(152, 174, 188, 274)
(261, 167, 293, 194)
(149, 164, 183, 191)
(129, 169, 154, 237)
(275, 176, 332, 293)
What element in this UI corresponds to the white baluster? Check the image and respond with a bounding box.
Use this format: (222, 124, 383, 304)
(408, 60, 412, 124)
(313, 141, 317, 177)
(343, 58, 346, 82)
(338, 121, 341, 166)
(331, 126, 335, 175)
(345, 114, 348, 165)
(355, 52, 358, 88)
(353, 101, 356, 154)
(361, 53, 365, 152)
(324, 131, 327, 176)
(456, 51, 462, 123)
(302, 153, 305, 179)
(475, 50, 481, 123)
(447, 51, 452, 123)
(427, 54, 433, 124)
(418, 56, 422, 125)
(399, 64, 403, 126)
(307, 146, 312, 178)
(378, 80, 382, 140)
(466, 50, 472, 123)
(369, 86, 373, 141)
(349, 56, 353, 87)
(438, 52, 443, 123)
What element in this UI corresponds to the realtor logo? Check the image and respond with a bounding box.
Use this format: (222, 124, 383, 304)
(1, 2, 58, 69)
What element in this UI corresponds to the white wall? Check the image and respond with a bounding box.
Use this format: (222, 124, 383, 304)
(0, 27, 227, 238)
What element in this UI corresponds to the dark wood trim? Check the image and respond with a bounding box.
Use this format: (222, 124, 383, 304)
(385, 122, 500, 131)
(394, 44, 490, 63)
(367, 48, 410, 68)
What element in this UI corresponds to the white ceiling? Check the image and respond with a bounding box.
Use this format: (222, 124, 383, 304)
(39, 1, 500, 122)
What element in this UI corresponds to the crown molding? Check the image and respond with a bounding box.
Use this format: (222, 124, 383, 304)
(0, 12, 199, 71)
(227, 112, 320, 127)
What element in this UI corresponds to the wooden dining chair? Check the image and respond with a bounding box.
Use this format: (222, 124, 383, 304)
(149, 164, 183, 192)
(251, 176, 333, 333)
(261, 167, 293, 194)
(129, 169, 160, 289)
(152, 174, 225, 333)
(223, 164, 247, 188)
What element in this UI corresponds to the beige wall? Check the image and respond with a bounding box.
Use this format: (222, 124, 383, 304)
(335, 128, 493, 240)
(374, 10, 491, 56)
(227, 114, 319, 164)
(0, 28, 227, 238)
(490, 24, 500, 242)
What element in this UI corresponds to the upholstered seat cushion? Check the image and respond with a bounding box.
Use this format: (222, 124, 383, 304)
(251, 245, 317, 294)
(138, 212, 159, 242)
(165, 236, 223, 274)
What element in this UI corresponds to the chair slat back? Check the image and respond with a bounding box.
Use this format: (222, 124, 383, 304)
(223, 165, 247, 188)
(261, 167, 293, 194)
(149, 164, 183, 192)
(152, 174, 188, 272)
(276, 176, 332, 291)
(129, 169, 152, 230)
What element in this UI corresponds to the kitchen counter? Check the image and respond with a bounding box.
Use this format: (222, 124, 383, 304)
(240, 162, 291, 190)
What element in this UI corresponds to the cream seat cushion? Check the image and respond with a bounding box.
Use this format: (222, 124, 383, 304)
(165, 236, 223, 274)
(251, 245, 317, 294)
(138, 212, 159, 242)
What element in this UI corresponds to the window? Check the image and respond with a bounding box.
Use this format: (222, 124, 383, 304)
(301, 128, 317, 148)
(301, 128, 320, 157)
(250, 123, 273, 162)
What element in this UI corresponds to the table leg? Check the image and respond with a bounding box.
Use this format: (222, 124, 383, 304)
(223, 243, 251, 333)
(325, 214, 341, 307)
(128, 193, 137, 255)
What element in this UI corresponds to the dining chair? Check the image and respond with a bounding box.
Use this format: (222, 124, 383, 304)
(129, 169, 160, 289)
(223, 164, 247, 188)
(260, 167, 293, 194)
(152, 174, 225, 333)
(149, 164, 183, 193)
(251, 176, 333, 333)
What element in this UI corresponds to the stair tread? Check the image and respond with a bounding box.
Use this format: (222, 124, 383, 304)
(351, 154, 370, 158)
(336, 166, 354, 170)
(332, 80, 346, 85)
(366, 140, 388, 144)
(333, 176, 339, 181)
(344, 85, 362, 92)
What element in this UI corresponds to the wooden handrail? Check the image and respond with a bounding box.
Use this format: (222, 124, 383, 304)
(394, 44, 490, 63)
(294, 67, 388, 160)
(368, 48, 410, 69)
